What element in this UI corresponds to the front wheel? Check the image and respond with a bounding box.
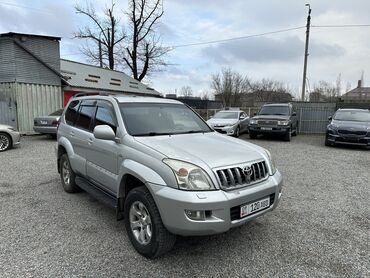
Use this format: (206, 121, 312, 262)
(249, 131, 257, 139)
(0, 132, 12, 152)
(124, 186, 176, 258)
(283, 129, 292, 142)
(325, 134, 333, 147)
(234, 126, 240, 138)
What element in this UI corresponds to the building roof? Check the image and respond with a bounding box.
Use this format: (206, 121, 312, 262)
(60, 59, 160, 96)
(0, 32, 61, 40)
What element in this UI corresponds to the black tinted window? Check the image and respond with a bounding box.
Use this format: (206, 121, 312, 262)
(94, 106, 117, 133)
(65, 100, 80, 125)
(75, 105, 96, 131)
(259, 106, 290, 116)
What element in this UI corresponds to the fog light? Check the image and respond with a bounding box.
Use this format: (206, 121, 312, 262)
(185, 210, 206, 221)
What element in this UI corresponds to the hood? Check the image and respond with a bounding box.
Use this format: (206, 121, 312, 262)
(252, 115, 290, 121)
(331, 120, 370, 130)
(206, 118, 238, 127)
(134, 132, 267, 169)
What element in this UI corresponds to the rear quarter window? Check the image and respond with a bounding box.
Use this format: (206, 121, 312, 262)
(65, 100, 80, 125)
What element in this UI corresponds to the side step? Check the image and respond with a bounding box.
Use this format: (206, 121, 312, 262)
(75, 176, 117, 209)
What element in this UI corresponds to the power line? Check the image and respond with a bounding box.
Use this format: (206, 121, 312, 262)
(312, 24, 370, 28)
(171, 26, 306, 48)
(0, 1, 51, 14)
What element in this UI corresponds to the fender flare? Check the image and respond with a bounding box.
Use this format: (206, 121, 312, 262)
(117, 159, 166, 198)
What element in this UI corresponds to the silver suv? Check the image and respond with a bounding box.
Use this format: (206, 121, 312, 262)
(56, 95, 283, 258)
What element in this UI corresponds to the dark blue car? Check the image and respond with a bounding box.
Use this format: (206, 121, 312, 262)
(326, 109, 370, 147)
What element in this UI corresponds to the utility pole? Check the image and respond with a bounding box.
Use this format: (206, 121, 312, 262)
(98, 31, 103, 68)
(301, 4, 311, 101)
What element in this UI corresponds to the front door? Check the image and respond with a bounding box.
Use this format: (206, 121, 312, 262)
(85, 100, 119, 195)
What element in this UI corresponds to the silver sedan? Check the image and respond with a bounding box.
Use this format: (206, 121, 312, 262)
(33, 109, 64, 136)
(0, 124, 21, 152)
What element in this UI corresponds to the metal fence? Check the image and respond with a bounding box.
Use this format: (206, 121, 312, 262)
(194, 102, 337, 134)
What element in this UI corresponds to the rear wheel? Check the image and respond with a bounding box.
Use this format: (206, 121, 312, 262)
(124, 186, 176, 258)
(59, 154, 81, 193)
(0, 132, 12, 152)
(249, 131, 257, 139)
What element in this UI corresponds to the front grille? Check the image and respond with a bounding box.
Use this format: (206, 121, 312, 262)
(257, 120, 277, 125)
(215, 161, 268, 190)
(230, 194, 275, 221)
(338, 130, 366, 136)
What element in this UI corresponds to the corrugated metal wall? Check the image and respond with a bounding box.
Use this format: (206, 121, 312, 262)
(0, 82, 63, 134)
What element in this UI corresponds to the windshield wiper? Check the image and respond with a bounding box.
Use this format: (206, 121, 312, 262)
(134, 132, 171, 137)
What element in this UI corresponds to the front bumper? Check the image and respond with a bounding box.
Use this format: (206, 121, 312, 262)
(213, 125, 237, 136)
(249, 125, 289, 135)
(10, 131, 21, 146)
(327, 132, 370, 146)
(33, 126, 57, 134)
(148, 170, 283, 236)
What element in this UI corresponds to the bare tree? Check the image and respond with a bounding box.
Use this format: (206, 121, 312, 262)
(312, 80, 338, 101)
(74, 2, 125, 70)
(249, 78, 293, 103)
(180, 86, 193, 97)
(201, 92, 210, 100)
(122, 0, 169, 81)
(211, 68, 251, 107)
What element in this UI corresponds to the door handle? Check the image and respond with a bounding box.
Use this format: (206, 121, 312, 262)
(88, 138, 93, 145)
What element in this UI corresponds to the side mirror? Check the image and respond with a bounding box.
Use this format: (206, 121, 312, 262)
(93, 125, 116, 141)
(328, 116, 332, 121)
(239, 115, 245, 120)
(292, 112, 297, 116)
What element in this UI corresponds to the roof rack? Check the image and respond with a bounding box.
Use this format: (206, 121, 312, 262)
(72, 92, 123, 98)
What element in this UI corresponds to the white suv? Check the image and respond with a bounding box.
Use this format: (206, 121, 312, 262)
(56, 95, 283, 258)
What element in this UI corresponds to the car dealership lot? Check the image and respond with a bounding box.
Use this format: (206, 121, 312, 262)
(0, 135, 368, 277)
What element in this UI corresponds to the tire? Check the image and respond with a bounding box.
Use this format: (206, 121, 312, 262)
(59, 154, 80, 193)
(124, 186, 176, 259)
(283, 129, 292, 142)
(0, 132, 12, 152)
(325, 134, 333, 147)
(292, 124, 298, 136)
(234, 126, 240, 138)
(249, 131, 257, 139)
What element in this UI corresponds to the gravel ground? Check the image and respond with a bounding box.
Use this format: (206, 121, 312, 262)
(0, 134, 369, 277)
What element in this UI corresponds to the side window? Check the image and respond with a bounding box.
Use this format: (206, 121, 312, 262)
(65, 100, 80, 126)
(93, 103, 117, 133)
(75, 105, 96, 131)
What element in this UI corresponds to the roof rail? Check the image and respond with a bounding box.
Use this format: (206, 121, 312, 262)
(72, 92, 123, 98)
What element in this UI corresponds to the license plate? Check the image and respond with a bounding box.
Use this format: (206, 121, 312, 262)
(240, 197, 270, 218)
(40, 120, 48, 125)
(261, 127, 273, 130)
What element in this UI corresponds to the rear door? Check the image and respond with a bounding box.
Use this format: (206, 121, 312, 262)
(85, 100, 119, 194)
(69, 100, 97, 177)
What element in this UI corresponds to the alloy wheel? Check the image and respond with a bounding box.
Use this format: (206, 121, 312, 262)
(0, 134, 10, 151)
(129, 201, 152, 245)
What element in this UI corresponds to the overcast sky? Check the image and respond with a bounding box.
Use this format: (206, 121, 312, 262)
(1, 0, 370, 98)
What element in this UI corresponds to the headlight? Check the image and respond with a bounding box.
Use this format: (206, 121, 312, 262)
(264, 149, 277, 175)
(163, 159, 215, 191)
(249, 119, 257, 125)
(277, 120, 289, 125)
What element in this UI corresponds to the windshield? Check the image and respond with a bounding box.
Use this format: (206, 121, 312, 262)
(259, 106, 289, 116)
(119, 103, 212, 136)
(334, 110, 370, 122)
(213, 111, 239, 119)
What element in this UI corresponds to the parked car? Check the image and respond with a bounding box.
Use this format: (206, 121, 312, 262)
(248, 103, 298, 141)
(33, 109, 64, 136)
(56, 95, 283, 258)
(0, 124, 20, 152)
(325, 108, 370, 147)
(206, 110, 249, 137)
